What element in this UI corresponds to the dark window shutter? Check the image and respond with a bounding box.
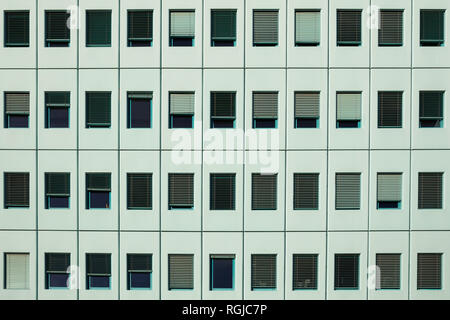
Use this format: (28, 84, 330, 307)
(168, 254, 194, 290)
(211, 10, 236, 41)
(5, 92, 30, 115)
(335, 173, 361, 210)
(253, 10, 278, 45)
(251, 254, 276, 290)
(419, 91, 444, 121)
(211, 92, 236, 119)
(128, 10, 153, 41)
(417, 253, 442, 289)
(418, 172, 443, 209)
(86, 253, 111, 276)
(127, 254, 152, 272)
(293, 254, 318, 290)
(337, 10, 361, 45)
(45, 11, 70, 42)
(45, 173, 70, 197)
(4, 172, 29, 208)
(45, 92, 70, 108)
(127, 173, 152, 209)
(168, 173, 194, 208)
(376, 253, 401, 290)
(5, 11, 29, 46)
(86, 92, 111, 127)
(210, 173, 235, 210)
(378, 91, 403, 128)
(334, 254, 359, 289)
(378, 10, 403, 46)
(420, 10, 445, 45)
(45, 253, 70, 273)
(252, 173, 277, 210)
(253, 92, 278, 120)
(86, 173, 111, 191)
(86, 10, 111, 46)
(293, 173, 319, 210)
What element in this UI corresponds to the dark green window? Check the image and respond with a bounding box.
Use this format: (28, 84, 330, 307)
(419, 91, 444, 128)
(378, 91, 402, 128)
(210, 92, 236, 128)
(86, 253, 111, 289)
(45, 173, 70, 209)
(420, 10, 445, 46)
(86, 10, 111, 47)
(86, 92, 111, 128)
(45, 11, 70, 47)
(45, 91, 70, 128)
(211, 9, 236, 47)
(210, 173, 235, 210)
(4, 11, 29, 47)
(334, 254, 359, 290)
(127, 10, 153, 47)
(86, 173, 111, 209)
(336, 10, 362, 46)
(418, 172, 443, 210)
(127, 173, 152, 210)
(127, 254, 152, 290)
(4, 172, 29, 208)
(45, 253, 70, 289)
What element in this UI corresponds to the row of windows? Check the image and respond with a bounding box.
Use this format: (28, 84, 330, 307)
(3, 9, 447, 48)
(3, 91, 445, 129)
(3, 171, 443, 211)
(3, 252, 442, 291)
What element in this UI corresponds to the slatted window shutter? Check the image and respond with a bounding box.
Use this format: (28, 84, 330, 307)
(378, 10, 403, 46)
(5, 253, 29, 289)
(5, 92, 30, 115)
(417, 253, 442, 289)
(128, 10, 153, 42)
(420, 10, 445, 45)
(45, 92, 70, 108)
(251, 254, 276, 290)
(86, 10, 111, 46)
(4, 172, 29, 208)
(336, 92, 361, 121)
(5, 11, 29, 47)
(378, 91, 402, 128)
(377, 173, 402, 203)
(335, 173, 361, 210)
(418, 172, 443, 209)
(376, 253, 401, 290)
(253, 92, 278, 120)
(86, 253, 111, 276)
(127, 173, 152, 210)
(252, 173, 277, 210)
(293, 173, 319, 210)
(45, 173, 70, 197)
(45, 11, 70, 43)
(295, 11, 320, 45)
(211, 10, 236, 41)
(419, 91, 444, 121)
(337, 10, 362, 46)
(45, 253, 70, 273)
(295, 92, 320, 119)
(253, 10, 279, 45)
(168, 254, 194, 290)
(86, 92, 111, 127)
(170, 11, 195, 38)
(210, 173, 235, 210)
(293, 254, 318, 290)
(169, 93, 195, 115)
(127, 254, 152, 273)
(334, 254, 359, 289)
(211, 92, 236, 119)
(86, 173, 111, 192)
(168, 173, 194, 208)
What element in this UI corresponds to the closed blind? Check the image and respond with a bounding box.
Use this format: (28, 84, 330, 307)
(378, 91, 402, 128)
(168, 173, 194, 207)
(127, 173, 152, 209)
(86, 92, 111, 127)
(293, 173, 319, 210)
(335, 173, 360, 210)
(418, 172, 443, 209)
(376, 253, 400, 290)
(5, 11, 29, 46)
(127, 254, 152, 272)
(5, 253, 29, 289)
(211, 92, 236, 118)
(5, 92, 30, 115)
(170, 11, 195, 37)
(253, 10, 278, 45)
(170, 93, 195, 115)
(336, 92, 361, 121)
(252, 173, 277, 210)
(86, 253, 111, 276)
(45, 172, 70, 197)
(45, 91, 70, 108)
(211, 10, 236, 40)
(419, 91, 443, 120)
(334, 254, 359, 289)
(337, 10, 362, 45)
(417, 253, 442, 289)
(45, 253, 70, 273)
(420, 10, 445, 43)
(86, 173, 111, 192)
(377, 173, 402, 202)
(168, 254, 194, 290)
(210, 173, 235, 210)
(253, 92, 278, 119)
(251, 254, 276, 290)
(4, 172, 29, 208)
(295, 92, 320, 118)
(45, 11, 70, 42)
(293, 254, 318, 290)
(295, 11, 320, 44)
(128, 10, 153, 41)
(86, 10, 111, 46)
(379, 10, 403, 46)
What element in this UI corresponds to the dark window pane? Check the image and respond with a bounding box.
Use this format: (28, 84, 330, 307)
(212, 40, 234, 47)
(129, 40, 152, 47)
(171, 115, 193, 128)
(335, 254, 359, 289)
(48, 196, 69, 209)
(171, 38, 193, 46)
(211, 258, 233, 289)
(212, 119, 234, 128)
(7, 115, 28, 128)
(47, 41, 69, 47)
(48, 273, 69, 288)
(89, 276, 110, 288)
(89, 191, 110, 209)
(296, 118, 317, 128)
(47, 108, 69, 128)
(129, 272, 151, 289)
(420, 120, 442, 128)
(254, 119, 276, 128)
(129, 99, 151, 128)
(378, 201, 400, 209)
(337, 120, 359, 128)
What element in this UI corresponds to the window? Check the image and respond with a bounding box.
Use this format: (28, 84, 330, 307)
(211, 10, 236, 47)
(418, 172, 443, 209)
(252, 173, 277, 210)
(293, 254, 318, 290)
(127, 173, 152, 210)
(45, 173, 70, 209)
(210, 173, 235, 210)
(169, 10, 195, 47)
(419, 91, 444, 128)
(417, 253, 442, 290)
(4, 11, 29, 47)
(86, 92, 111, 128)
(45, 11, 70, 47)
(86, 253, 111, 290)
(378, 91, 402, 128)
(334, 254, 359, 290)
(253, 92, 278, 128)
(4, 92, 30, 128)
(45, 253, 70, 289)
(127, 92, 152, 128)
(210, 255, 235, 290)
(293, 173, 319, 210)
(169, 92, 194, 129)
(295, 10, 320, 46)
(86, 10, 111, 47)
(420, 10, 445, 46)
(127, 254, 152, 290)
(335, 173, 361, 210)
(210, 92, 236, 128)
(336, 10, 362, 46)
(45, 91, 70, 128)
(4, 172, 29, 209)
(295, 92, 320, 128)
(377, 173, 402, 209)
(336, 92, 361, 128)
(251, 254, 276, 290)
(168, 254, 194, 290)
(376, 253, 400, 290)
(4, 253, 29, 289)
(378, 10, 403, 46)
(86, 173, 111, 209)
(253, 10, 278, 46)
(168, 173, 194, 210)
(127, 10, 153, 47)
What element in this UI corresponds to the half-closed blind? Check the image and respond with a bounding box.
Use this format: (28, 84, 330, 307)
(379, 10, 403, 46)
(211, 92, 235, 118)
(253, 10, 278, 45)
(168, 254, 194, 290)
(253, 92, 278, 119)
(128, 10, 153, 41)
(295, 11, 320, 45)
(4, 172, 29, 208)
(378, 91, 402, 128)
(45, 173, 70, 197)
(5, 92, 30, 115)
(337, 92, 361, 121)
(295, 92, 320, 119)
(86, 92, 111, 127)
(127, 254, 152, 272)
(251, 254, 276, 290)
(377, 173, 402, 202)
(376, 253, 400, 290)
(170, 11, 195, 37)
(169, 173, 194, 208)
(86, 10, 111, 46)
(45, 253, 70, 273)
(293, 254, 318, 290)
(293, 173, 319, 210)
(5, 253, 29, 289)
(86, 173, 111, 191)
(5, 11, 29, 46)
(86, 253, 111, 276)
(252, 173, 277, 210)
(211, 10, 236, 41)
(334, 254, 359, 289)
(127, 173, 152, 209)
(419, 91, 443, 120)
(417, 253, 442, 289)
(418, 172, 443, 209)
(337, 10, 362, 45)
(45, 11, 70, 42)
(210, 173, 235, 210)
(335, 173, 360, 210)
(45, 91, 70, 108)
(170, 92, 195, 115)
